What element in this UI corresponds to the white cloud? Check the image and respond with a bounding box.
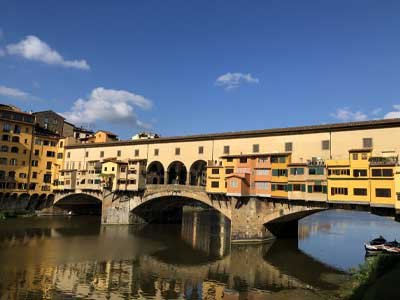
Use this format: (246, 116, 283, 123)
(371, 108, 382, 115)
(384, 105, 400, 119)
(0, 85, 30, 99)
(61, 87, 152, 127)
(330, 108, 368, 122)
(215, 72, 259, 90)
(6, 35, 90, 70)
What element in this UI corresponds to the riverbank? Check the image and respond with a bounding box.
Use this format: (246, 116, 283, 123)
(339, 254, 400, 300)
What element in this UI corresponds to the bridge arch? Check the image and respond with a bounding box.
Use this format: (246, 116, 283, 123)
(54, 193, 102, 215)
(146, 161, 165, 184)
(167, 161, 187, 185)
(130, 186, 232, 223)
(189, 160, 207, 186)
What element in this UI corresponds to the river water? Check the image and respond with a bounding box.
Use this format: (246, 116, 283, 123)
(0, 209, 399, 299)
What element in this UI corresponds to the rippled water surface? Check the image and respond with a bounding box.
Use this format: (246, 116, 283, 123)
(0, 209, 399, 299)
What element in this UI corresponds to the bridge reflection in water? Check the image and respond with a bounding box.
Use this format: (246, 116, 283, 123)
(0, 211, 348, 300)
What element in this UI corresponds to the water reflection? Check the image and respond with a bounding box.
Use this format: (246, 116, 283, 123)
(0, 210, 372, 299)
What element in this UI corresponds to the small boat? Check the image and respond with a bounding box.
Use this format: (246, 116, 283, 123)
(365, 236, 386, 252)
(383, 240, 400, 254)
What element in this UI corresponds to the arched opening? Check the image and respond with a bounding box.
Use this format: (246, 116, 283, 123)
(17, 193, 30, 210)
(189, 160, 207, 186)
(27, 193, 39, 211)
(37, 194, 48, 210)
(167, 161, 187, 185)
(146, 161, 165, 184)
(46, 194, 55, 207)
(54, 193, 102, 215)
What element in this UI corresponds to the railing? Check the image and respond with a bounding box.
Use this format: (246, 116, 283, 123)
(146, 184, 206, 193)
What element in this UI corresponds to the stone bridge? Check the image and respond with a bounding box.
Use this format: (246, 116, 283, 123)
(54, 184, 329, 242)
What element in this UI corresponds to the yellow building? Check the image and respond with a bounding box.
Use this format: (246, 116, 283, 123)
(327, 149, 371, 204)
(0, 104, 35, 195)
(206, 157, 236, 194)
(31, 126, 60, 194)
(271, 153, 291, 198)
(369, 154, 398, 208)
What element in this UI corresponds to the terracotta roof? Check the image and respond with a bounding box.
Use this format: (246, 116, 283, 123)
(66, 118, 400, 149)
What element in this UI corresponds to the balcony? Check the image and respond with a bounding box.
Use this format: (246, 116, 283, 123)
(369, 156, 398, 166)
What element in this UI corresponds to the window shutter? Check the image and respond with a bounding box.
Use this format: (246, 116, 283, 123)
(272, 169, 278, 176)
(322, 185, 327, 194)
(272, 184, 276, 191)
(284, 185, 288, 192)
(307, 185, 313, 193)
(301, 184, 306, 192)
(287, 184, 293, 191)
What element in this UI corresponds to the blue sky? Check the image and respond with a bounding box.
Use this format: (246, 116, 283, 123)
(1, 0, 400, 138)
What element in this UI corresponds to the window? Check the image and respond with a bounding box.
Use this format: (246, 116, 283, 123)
(8, 171, 15, 178)
(112, 167, 115, 171)
(255, 168, 269, 175)
(255, 181, 268, 190)
(0, 145, 8, 152)
(371, 169, 381, 177)
(175, 148, 180, 155)
(134, 149, 139, 157)
(32, 172, 37, 179)
(13, 125, 21, 134)
(331, 187, 348, 195)
(309, 167, 324, 175)
(57, 153, 63, 159)
(272, 169, 287, 176)
(34, 149, 39, 156)
(290, 167, 304, 175)
(120, 166, 126, 173)
(67, 152, 71, 158)
(239, 157, 247, 164)
(50, 141, 56, 147)
(0, 157, 7, 165)
(354, 188, 367, 196)
(383, 169, 394, 177)
(10, 158, 17, 166)
(43, 173, 52, 183)
(24, 139, 28, 144)
(362, 153, 368, 160)
(230, 179, 238, 188)
(129, 179, 136, 185)
(352, 153, 358, 160)
(19, 173, 27, 179)
(278, 156, 286, 163)
(46, 151, 55, 157)
(31, 160, 38, 167)
(100, 151, 104, 158)
(322, 140, 330, 150)
(211, 181, 219, 188)
(328, 169, 350, 176)
(25, 127, 29, 133)
(43, 140, 50, 146)
(117, 150, 121, 157)
(198, 146, 204, 154)
(363, 138, 373, 148)
(223, 145, 230, 154)
(376, 188, 391, 198)
(86, 151, 89, 157)
(253, 144, 259, 153)
(285, 142, 293, 152)
(258, 157, 268, 163)
(60, 141, 64, 148)
(353, 169, 367, 177)
(226, 158, 233, 162)
(154, 149, 159, 156)
(35, 138, 41, 145)
(11, 146, 18, 153)
(3, 123, 11, 132)
(225, 168, 234, 174)
(46, 162, 52, 170)
(2, 134, 10, 141)
(212, 168, 220, 174)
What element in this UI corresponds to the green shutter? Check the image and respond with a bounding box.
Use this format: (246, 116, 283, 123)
(299, 168, 304, 175)
(301, 184, 306, 192)
(284, 184, 288, 192)
(307, 185, 313, 193)
(290, 168, 294, 175)
(287, 184, 293, 191)
(317, 167, 324, 175)
(272, 184, 276, 191)
(322, 185, 327, 194)
(272, 169, 278, 176)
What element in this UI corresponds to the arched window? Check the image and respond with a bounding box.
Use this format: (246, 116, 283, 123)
(2, 134, 10, 141)
(13, 125, 21, 134)
(11, 136, 20, 143)
(11, 146, 19, 153)
(0, 158, 7, 165)
(0, 145, 8, 152)
(9, 159, 17, 166)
